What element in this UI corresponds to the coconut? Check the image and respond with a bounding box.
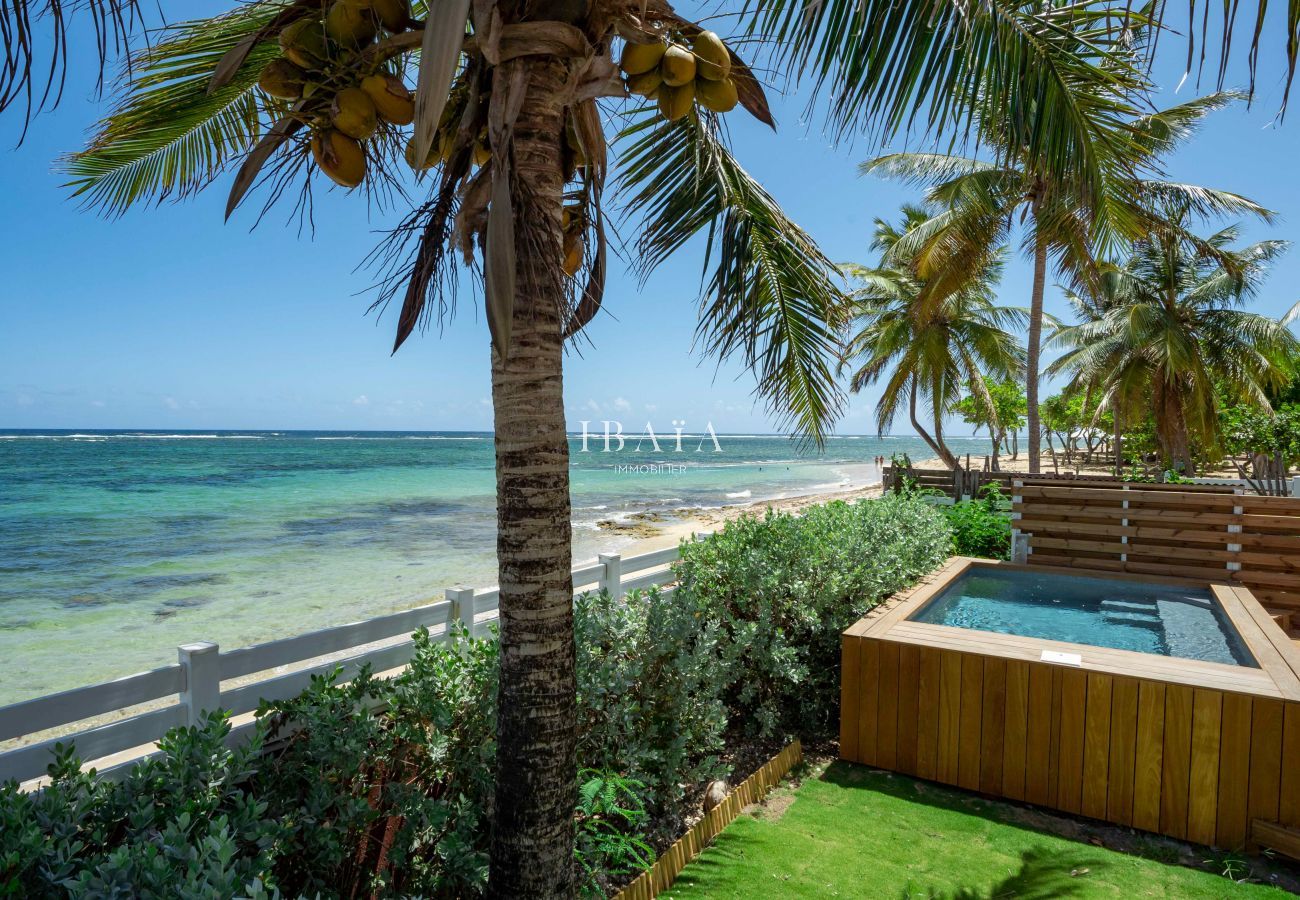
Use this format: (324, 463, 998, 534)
(691, 31, 731, 81)
(371, 0, 410, 31)
(312, 129, 367, 188)
(279, 18, 329, 70)
(404, 135, 441, 170)
(620, 41, 666, 76)
(659, 44, 696, 87)
(330, 87, 378, 140)
(625, 68, 661, 97)
(326, 0, 378, 47)
(657, 82, 695, 121)
(360, 73, 414, 124)
(258, 58, 308, 100)
(563, 230, 584, 277)
(694, 76, 738, 113)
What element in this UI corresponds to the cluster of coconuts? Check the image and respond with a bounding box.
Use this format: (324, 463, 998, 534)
(401, 94, 493, 174)
(620, 31, 738, 121)
(257, 0, 415, 189)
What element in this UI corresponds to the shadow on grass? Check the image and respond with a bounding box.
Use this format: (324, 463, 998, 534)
(823, 760, 1058, 833)
(898, 847, 1100, 899)
(822, 762, 1110, 899)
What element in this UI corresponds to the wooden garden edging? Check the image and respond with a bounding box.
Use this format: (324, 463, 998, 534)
(613, 739, 804, 900)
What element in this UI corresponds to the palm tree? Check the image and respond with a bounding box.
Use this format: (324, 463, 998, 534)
(842, 206, 1026, 468)
(860, 25, 1270, 474)
(10, 1, 1295, 894)
(1049, 206, 1299, 474)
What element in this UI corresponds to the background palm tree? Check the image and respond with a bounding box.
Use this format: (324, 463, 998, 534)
(861, 81, 1269, 475)
(841, 206, 1026, 468)
(1049, 206, 1298, 473)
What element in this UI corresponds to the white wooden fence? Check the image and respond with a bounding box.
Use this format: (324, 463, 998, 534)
(0, 539, 702, 786)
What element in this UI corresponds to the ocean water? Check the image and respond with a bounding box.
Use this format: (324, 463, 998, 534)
(0, 429, 991, 703)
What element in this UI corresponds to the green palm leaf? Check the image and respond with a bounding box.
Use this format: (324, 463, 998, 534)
(59, 2, 286, 216)
(616, 112, 849, 446)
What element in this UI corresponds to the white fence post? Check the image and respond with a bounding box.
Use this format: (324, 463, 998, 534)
(599, 553, 623, 599)
(1011, 531, 1029, 564)
(178, 641, 220, 728)
(1292, 475, 1300, 498)
(446, 588, 476, 637)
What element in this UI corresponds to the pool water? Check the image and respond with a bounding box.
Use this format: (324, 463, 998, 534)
(911, 568, 1257, 667)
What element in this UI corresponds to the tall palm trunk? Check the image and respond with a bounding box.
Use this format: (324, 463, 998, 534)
(910, 384, 957, 468)
(1153, 378, 1194, 476)
(1025, 192, 1047, 475)
(487, 57, 576, 899)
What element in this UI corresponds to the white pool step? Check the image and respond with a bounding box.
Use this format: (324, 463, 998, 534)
(1100, 599, 1158, 613)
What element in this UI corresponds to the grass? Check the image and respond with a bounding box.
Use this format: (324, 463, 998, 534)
(666, 761, 1289, 898)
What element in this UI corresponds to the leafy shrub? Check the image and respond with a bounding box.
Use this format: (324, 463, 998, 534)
(672, 493, 952, 739)
(254, 624, 499, 897)
(574, 770, 653, 898)
(0, 720, 275, 899)
(0, 626, 499, 900)
(943, 486, 1012, 559)
(575, 588, 728, 834)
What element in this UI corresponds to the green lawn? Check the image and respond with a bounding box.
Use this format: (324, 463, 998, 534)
(666, 762, 1289, 898)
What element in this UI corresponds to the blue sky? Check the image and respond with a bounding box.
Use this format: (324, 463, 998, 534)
(2, 5, 1298, 434)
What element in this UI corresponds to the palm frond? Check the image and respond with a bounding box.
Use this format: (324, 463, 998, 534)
(616, 112, 849, 446)
(59, 2, 286, 216)
(2, 0, 145, 134)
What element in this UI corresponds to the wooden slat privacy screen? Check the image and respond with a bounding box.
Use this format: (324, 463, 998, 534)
(1014, 484, 1300, 615)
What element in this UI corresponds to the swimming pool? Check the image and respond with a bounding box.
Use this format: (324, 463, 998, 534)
(840, 558, 1300, 849)
(909, 567, 1257, 667)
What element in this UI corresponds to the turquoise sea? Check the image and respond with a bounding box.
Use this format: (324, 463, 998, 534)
(0, 430, 992, 704)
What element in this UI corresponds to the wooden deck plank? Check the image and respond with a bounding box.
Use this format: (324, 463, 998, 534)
(1025, 662, 1053, 806)
(1133, 680, 1166, 833)
(915, 647, 941, 781)
(958, 654, 984, 791)
(1057, 668, 1088, 814)
(1003, 659, 1029, 801)
(1082, 672, 1113, 820)
(857, 640, 879, 767)
(1161, 684, 1194, 840)
(980, 657, 1006, 796)
(1247, 698, 1283, 828)
(876, 642, 900, 771)
(1217, 692, 1252, 849)
(839, 634, 861, 762)
(896, 644, 920, 776)
(1281, 703, 1300, 828)
(1187, 689, 1223, 846)
(1107, 676, 1138, 826)
(937, 650, 962, 785)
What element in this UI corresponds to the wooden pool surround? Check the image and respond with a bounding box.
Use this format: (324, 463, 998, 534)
(839, 557, 1300, 849)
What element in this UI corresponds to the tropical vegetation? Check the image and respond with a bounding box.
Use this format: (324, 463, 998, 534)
(841, 205, 1026, 468)
(1049, 207, 1299, 474)
(0, 495, 951, 897)
(4, 0, 1300, 892)
(860, 73, 1271, 474)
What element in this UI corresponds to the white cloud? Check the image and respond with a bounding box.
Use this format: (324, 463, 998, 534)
(353, 395, 370, 406)
(162, 396, 180, 410)
(90, 400, 106, 408)
(613, 396, 631, 413)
